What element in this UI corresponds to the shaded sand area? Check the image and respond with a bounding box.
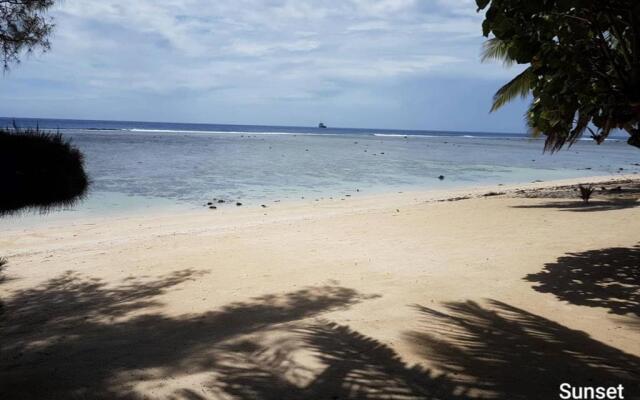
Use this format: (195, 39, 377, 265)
(1, 176, 639, 399)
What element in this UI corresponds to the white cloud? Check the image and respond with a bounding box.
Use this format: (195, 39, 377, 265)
(226, 39, 321, 56)
(1, 0, 521, 125)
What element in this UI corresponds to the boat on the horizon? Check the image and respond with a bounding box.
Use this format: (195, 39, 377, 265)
(318, 122, 327, 129)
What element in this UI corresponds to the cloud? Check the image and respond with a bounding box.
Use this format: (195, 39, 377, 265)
(226, 39, 321, 57)
(0, 0, 527, 130)
(35, 1, 488, 91)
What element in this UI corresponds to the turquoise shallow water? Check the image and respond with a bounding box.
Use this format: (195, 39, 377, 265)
(1, 118, 639, 224)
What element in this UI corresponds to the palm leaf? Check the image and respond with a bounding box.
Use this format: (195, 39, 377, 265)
(491, 67, 534, 112)
(543, 112, 592, 152)
(481, 38, 515, 66)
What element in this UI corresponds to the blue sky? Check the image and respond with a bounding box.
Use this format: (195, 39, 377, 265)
(0, 0, 529, 132)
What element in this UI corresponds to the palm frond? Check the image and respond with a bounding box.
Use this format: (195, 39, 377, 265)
(481, 38, 515, 66)
(544, 131, 567, 153)
(491, 67, 534, 112)
(543, 113, 595, 152)
(564, 112, 591, 147)
(526, 115, 543, 138)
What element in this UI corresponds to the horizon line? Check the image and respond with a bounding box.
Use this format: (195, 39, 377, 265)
(0, 115, 528, 137)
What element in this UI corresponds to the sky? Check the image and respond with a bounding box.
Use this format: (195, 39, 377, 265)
(0, 0, 530, 132)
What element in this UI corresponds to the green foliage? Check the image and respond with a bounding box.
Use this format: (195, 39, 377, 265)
(481, 38, 516, 67)
(490, 67, 534, 112)
(0, 127, 89, 215)
(477, 0, 640, 151)
(0, 0, 55, 69)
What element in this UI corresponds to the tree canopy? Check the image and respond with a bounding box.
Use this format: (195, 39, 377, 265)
(477, 0, 640, 151)
(0, 0, 54, 69)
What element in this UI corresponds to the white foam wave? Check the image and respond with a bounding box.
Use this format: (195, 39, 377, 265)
(373, 134, 438, 138)
(126, 128, 338, 136)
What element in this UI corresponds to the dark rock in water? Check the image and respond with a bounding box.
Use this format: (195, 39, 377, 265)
(438, 175, 445, 180)
(619, 167, 624, 171)
(380, 152, 385, 155)
(218, 199, 225, 203)
(261, 204, 267, 208)
(209, 206, 217, 210)
(236, 202, 243, 206)
(207, 202, 213, 206)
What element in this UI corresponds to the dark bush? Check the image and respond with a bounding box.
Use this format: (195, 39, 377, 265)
(0, 127, 89, 215)
(578, 185, 595, 205)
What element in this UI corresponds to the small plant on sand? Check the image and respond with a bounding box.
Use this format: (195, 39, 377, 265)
(578, 185, 595, 204)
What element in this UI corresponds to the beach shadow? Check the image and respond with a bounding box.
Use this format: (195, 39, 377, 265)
(525, 245, 640, 316)
(5, 269, 639, 399)
(405, 300, 640, 400)
(206, 320, 469, 400)
(511, 198, 640, 212)
(0, 270, 377, 399)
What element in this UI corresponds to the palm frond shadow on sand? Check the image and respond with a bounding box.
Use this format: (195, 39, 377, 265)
(511, 198, 640, 212)
(525, 244, 640, 316)
(2, 268, 639, 399)
(206, 321, 468, 400)
(0, 269, 380, 399)
(405, 300, 640, 400)
(2, 269, 464, 400)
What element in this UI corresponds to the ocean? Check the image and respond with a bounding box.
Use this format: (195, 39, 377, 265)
(2, 117, 638, 221)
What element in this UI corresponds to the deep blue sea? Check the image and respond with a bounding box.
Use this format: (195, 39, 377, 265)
(2, 117, 639, 221)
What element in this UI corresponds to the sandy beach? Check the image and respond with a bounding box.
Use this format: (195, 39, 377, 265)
(1, 175, 639, 399)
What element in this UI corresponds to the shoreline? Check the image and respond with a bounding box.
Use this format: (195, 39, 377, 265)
(1, 173, 637, 234)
